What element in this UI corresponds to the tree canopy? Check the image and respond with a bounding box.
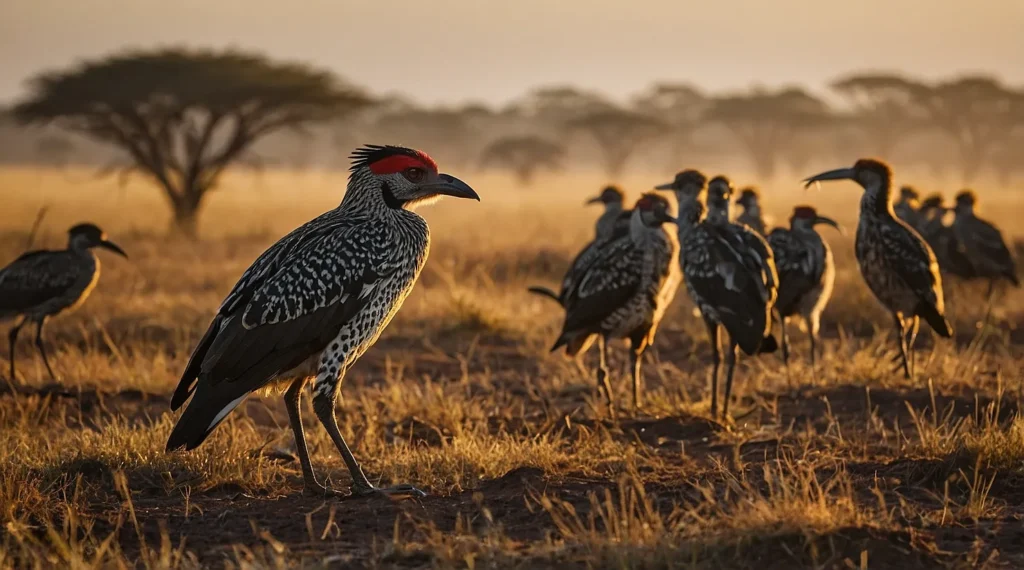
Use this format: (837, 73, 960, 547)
(13, 48, 370, 237)
(480, 135, 565, 186)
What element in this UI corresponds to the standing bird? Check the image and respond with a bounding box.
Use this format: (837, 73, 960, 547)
(166, 145, 479, 498)
(550, 193, 680, 412)
(1, 223, 127, 381)
(803, 159, 952, 380)
(766, 206, 843, 369)
(705, 175, 734, 225)
(527, 187, 631, 307)
(735, 187, 767, 235)
(950, 190, 1020, 297)
(894, 186, 921, 228)
(917, 194, 975, 280)
(585, 185, 629, 240)
(655, 171, 778, 419)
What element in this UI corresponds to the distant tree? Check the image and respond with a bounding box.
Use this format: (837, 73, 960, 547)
(707, 87, 832, 180)
(566, 110, 665, 179)
(913, 76, 1024, 183)
(632, 82, 708, 168)
(830, 72, 928, 158)
(509, 86, 615, 126)
(991, 133, 1024, 187)
(372, 107, 478, 168)
(480, 135, 564, 186)
(13, 48, 369, 238)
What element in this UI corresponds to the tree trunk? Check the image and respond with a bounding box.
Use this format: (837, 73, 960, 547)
(168, 189, 204, 239)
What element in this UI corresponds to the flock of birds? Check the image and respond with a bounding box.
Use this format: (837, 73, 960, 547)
(0, 145, 1018, 499)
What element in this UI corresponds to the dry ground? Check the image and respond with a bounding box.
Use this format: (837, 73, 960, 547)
(1, 167, 1023, 569)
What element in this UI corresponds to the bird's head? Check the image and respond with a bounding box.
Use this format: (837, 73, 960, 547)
(67, 223, 127, 257)
(633, 192, 676, 226)
(790, 205, 844, 235)
(898, 186, 920, 207)
(707, 175, 734, 205)
(654, 169, 707, 201)
(346, 144, 479, 210)
(586, 185, 625, 208)
(803, 158, 893, 194)
(953, 189, 977, 215)
(735, 187, 761, 209)
(920, 193, 946, 213)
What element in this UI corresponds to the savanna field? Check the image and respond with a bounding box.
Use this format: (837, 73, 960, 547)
(1, 166, 1023, 569)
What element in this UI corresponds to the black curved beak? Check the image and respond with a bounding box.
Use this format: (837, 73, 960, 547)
(656, 210, 677, 225)
(427, 173, 480, 201)
(813, 215, 845, 236)
(99, 240, 128, 258)
(654, 181, 677, 191)
(802, 167, 856, 189)
(585, 196, 604, 205)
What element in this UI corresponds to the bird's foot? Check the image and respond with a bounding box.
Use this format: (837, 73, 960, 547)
(351, 481, 426, 501)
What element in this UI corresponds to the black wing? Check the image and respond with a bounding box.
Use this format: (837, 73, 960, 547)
(767, 229, 820, 314)
(969, 217, 1019, 284)
(555, 237, 641, 340)
(0, 250, 80, 314)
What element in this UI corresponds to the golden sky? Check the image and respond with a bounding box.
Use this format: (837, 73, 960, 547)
(2, 0, 1022, 105)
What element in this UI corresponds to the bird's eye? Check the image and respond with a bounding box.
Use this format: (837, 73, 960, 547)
(403, 167, 425, 183)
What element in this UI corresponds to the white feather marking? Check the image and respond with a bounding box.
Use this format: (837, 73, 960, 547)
(209, 394, 247, 431)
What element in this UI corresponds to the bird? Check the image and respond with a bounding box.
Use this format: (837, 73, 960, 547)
(950, 189, 1020, 296)
(916, 194, 975, 280)
(166, 144, 479, 499)
(734, 186, 767, 235)
(893, 185, 921, 229)
(705, 175, 734, 226)
(803, 159, 952, 380)
(549, 192, 681, 412)
(766, 206, 843, 370)
(1, 223, 127, 382)
(527, 186, 631, 307)
(655, 170, 778, 419)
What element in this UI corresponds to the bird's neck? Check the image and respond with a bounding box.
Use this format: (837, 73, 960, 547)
(629, 210, 649, 243)
(742, 202, 761, 217)
(339, 171, 393, 214)
(675, 191, 706, 233)
(860, 180, 896, 218)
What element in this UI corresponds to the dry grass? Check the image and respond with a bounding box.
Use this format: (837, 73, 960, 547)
(0, 166, 1022, 569)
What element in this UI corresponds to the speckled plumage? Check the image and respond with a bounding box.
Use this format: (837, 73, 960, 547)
(803, 159, 952, 380)
(766, 206, 839, 367)
(551, 193, 681, 411)
(1, 223, 125, 381)
(656, 171, 778, 419)
(167, 145, 478, 498)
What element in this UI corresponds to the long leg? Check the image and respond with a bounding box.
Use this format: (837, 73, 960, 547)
(311, 356, 424, 498)
(982, 279, 996, 328)
(808, 311, 821, 376)
(628, 333, 646, 415)
(778, 312, 792, 388)
(722, 337, 739, 418)
(284, 377, 336, 496)
(904, 316, 920, 379)
(704, 317, 721, 418)
(595, 334, 614, 411)
(892, 313, 910, 379)
(34, 317, 56, 381)
(7, 317, 26, 381)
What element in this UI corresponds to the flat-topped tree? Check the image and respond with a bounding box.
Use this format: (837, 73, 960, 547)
(480, 135, 564, 186)
(566, 109, 665, 180)
(830, 72, 929, 158)
(13, 48, 369, 238)
(632, 82, 708, 168)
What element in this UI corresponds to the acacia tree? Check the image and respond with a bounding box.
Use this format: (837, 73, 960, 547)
(830, 72, 928, 158)
(566, 110, 665, 179)
(707, 87, 831, 180)
(913, 76, 1023, 183)
(480, 135, 564, 186)
(13, 48, 369, 238)
(632, 82, 708, 168)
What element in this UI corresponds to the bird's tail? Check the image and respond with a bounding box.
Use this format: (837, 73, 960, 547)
(916, 300, 953, 338)
(527, 285, 563, 305)
(166, 388, 247, 452)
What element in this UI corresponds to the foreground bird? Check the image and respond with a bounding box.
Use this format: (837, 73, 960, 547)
(527, 186, 631, 308)
(166, 144, 479, 498)
(656, 170, 778, 419)
(803, 159, 952, 379)
(766, 206, 843, 369)
(1, 223, 127, 381)
(950, 190, 1019, 295)
(735, 187, 767, 235)
(550, 193, 680, 412)
(894, 186, 921, 228)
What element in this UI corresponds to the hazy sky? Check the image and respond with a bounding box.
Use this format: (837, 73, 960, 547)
(2, 0, 1022, 106)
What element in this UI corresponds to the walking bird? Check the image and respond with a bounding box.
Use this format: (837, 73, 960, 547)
(527, 186, 631, 307)
(550, 193, 680, 412)
(803, 159, 952, 379)
(894, 186, 921, 228)
(1, 223, 126, 381)
(766, 206, 843, 369)
(735, 186, 767, 235)
(950, 190, 1019, 296)
(166, 144, 479, 498)
(656, 170, 778, 419)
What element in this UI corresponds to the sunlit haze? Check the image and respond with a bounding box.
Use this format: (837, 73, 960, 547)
(3, 0, 1022, 105)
